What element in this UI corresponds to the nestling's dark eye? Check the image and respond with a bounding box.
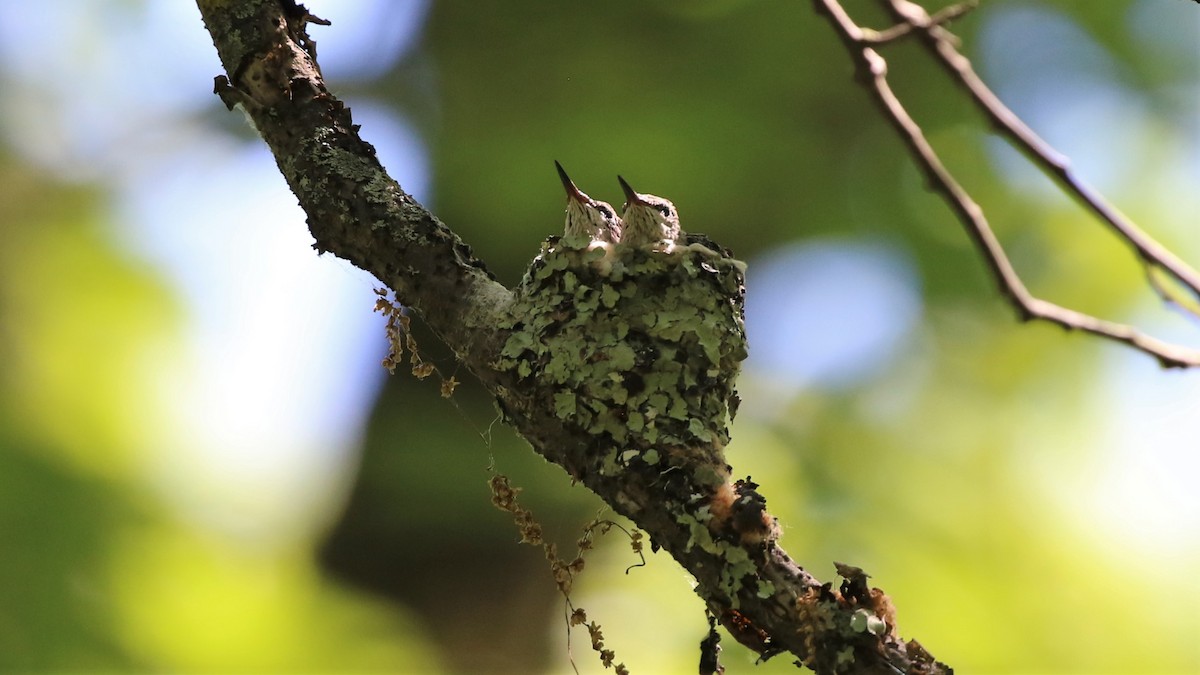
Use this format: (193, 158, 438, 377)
(598, 205, 613, 218)
(657, 205, 672, 217)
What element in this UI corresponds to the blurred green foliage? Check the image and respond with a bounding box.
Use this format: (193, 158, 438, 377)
(1, 1, 1198, 673)
(0, 160, 441, 672)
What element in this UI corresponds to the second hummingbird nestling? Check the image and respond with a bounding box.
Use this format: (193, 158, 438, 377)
(555, 161, 622, 245)
(617, 175, 682, 249)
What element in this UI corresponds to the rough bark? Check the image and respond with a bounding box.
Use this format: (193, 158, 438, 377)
(195, 2, 950, 673)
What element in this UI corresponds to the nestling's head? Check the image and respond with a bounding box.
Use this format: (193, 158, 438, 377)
(555, 161, 622, 244)
(617, 175, 681, 248)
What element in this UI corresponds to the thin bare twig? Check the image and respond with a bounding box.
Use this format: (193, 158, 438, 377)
(862, 0, 977, 45)
(813, 0, 1200, 368)
(881, 0, 1200, 316)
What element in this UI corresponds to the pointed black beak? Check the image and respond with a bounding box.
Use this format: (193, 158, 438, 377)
(617, 175, 645, 207)
(555, 160, 589, 204)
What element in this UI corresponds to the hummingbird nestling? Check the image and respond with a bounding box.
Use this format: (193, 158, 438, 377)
(555, 161, 622, 245)
(617, 175, 682, 250)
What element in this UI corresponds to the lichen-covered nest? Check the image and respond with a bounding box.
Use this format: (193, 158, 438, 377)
(495, 237, 747, 481)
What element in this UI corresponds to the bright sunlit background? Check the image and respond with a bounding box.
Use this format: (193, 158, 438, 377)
(0, 1, 1197, 673)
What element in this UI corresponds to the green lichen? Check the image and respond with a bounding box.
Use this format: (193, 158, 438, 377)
(675, 501, 775, 608)
(848, 608, 887, 637)
(719, 546, 754, 604)
(599, 448, 622, 476)
(554, 391, 577, 419)
(683, 513, 716, 553)
(691, 464, 727, 489)
(849, 609, 870, 633)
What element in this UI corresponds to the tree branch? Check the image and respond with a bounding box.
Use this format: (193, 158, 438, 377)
(814, 0, 1200, 368)
(860, 0, 977, 45)
(881, 0, 1200, 315)
(200, 0, 512, 383)
(197, 1, 951, 672)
